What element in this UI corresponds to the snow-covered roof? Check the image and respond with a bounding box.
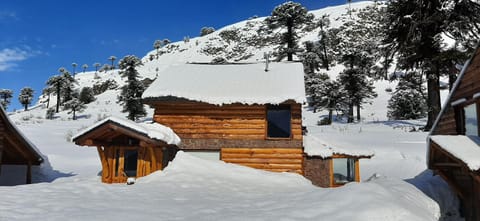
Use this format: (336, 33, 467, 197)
(142, 62, 306, 105)
(430, 135, 480, 171)
(0, 106, 44, 164)
(73, 117, 181, 145)
(303, 134, 374, 158)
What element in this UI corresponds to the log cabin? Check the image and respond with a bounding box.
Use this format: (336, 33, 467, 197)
(428, 46, 480, 221)
(303, 133, 373, 187)
(142, 62, 306, 174)
(72, 117, 180, 183)
(0, 106, 44, 185)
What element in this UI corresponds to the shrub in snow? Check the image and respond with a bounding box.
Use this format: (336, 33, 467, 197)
(210, 57, 228, 64)
(200, 27, 215, 36)
(63, 98, 86, 120)
(219, 28, 240, 43)
(79, 87, 96, 104)
(387, 73, 427, 120)
(45, 107, 56, 120)
(92, 79, 118, 95)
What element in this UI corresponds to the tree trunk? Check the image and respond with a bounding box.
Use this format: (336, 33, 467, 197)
(73, 109, 76, 120)
(56, 85, 61, 113)
(46, 93, 50, 109)
(322, 43, 329, 71)
(287, 18, 294, 61)
(424, 72, 441, 131)
(328, 109, 333, 124)
(356, 103, 361, 121)
(348, 104, 354, 123)
(24, 104, 27, 111)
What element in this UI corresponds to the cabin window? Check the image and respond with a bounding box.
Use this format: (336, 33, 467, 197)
(123, 150, 138, 177)
(267, 105, 291, 138)
(464, 103, 478, 136)
(332, 158, 356, 185)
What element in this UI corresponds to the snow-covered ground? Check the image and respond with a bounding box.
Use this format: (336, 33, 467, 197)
(0, 1, 463, 220)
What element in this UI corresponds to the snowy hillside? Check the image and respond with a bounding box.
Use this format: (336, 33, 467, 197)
(0, 1, 462, 220)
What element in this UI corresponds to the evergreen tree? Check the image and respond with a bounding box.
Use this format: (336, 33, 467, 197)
(117, 55, 146, 120)
(63, 98, 86, 120)
(305, 73, 344, 124)
(154, 40, 162, 58)
(302, 48, 321, 74)
(72, 62, 78, 76)
(162, 39, 171, 46)
(266, 1, 314, 61)
(61, 71, 76, 104)
(42, 86, 53, 108)
(200, 27, 215, 36)
(382, 0, 480, 130)
(317, 14, 332, 70)
(18, 87, 34, 111)
(93, 62, 101, 73)
(337, 69, 377, 122)
(108, 56, 117, 70)
(82, 64, 88, 73)
(79, 87, 95, 104)
(46, 75, 64, 113)
(387, 72, 427, 120)
(45, 107, 56, 120)
(0, 89, 13, 110)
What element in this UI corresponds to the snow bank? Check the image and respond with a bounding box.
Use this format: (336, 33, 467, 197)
(0, 151, 440, 221)
(72, 116, 181, 145)
(304, 133, 374, 158)
(142, 62, 306, 105)
(430, 135, 480, 171)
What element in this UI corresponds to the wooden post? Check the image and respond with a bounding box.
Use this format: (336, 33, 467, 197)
(26, 161, 32, 184)
(354, 159, 360, 182)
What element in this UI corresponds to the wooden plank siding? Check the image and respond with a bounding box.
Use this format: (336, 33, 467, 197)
(151, 101, 302, 142)
(221, 148, 303, 174)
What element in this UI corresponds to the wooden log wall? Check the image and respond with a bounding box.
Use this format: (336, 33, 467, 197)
(434, 48, 480, 135)
(97, 146, 164, 184)
(0, 118, 4, 165)
(221, 148, 303, 174)
(151, 101, 302, 141)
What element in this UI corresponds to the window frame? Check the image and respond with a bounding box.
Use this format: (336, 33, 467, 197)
(455, 101, 480, 136)
(330, 156, 359, 187)
(265, 104, 292, 140)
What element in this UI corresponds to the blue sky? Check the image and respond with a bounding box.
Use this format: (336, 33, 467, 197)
(0, 0, 351, 111)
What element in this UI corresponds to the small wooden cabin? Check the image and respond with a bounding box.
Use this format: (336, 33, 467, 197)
(428, 46, 480, 221)
(303, 134, 373, 187)
(72, 117, 180, 183)
(0, 106, 44, 184)
(142, 62, 306, 174)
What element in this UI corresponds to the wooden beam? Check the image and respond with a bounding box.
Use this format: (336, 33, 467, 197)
(433, 163, 462, 168)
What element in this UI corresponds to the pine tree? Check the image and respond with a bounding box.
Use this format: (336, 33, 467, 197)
(305, 73, 344, 124)
(93, 62, 101, 73)
(117, 55, 146, 120)
(61, 71, 76, 104)
(72, 62, 78, 77)
(82, 64, 88, 73)
(266, 1, 314, 61)
(64, 98, 86, 120)
(46, 75, 64, 113)
(0, 89, 13, 110)
(154, 40, 162, 58)
(317, 14, 332, 70)
(382, 0, 480, 130)
(387, 72, 427, 120)
(18, 87, 34, 111)
(79, 87, 95, 104)
(108, 56, 117, 70)
(337, 69, 377, 122)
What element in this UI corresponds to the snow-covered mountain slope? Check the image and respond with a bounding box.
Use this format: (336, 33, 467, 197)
(2, 1, 462, 220)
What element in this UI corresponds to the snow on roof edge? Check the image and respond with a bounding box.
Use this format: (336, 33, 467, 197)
(72, 116, 181, 146)
(303, 134, 374, 158)
(430, 135, 480, 171)
(0, 106, 44, 163)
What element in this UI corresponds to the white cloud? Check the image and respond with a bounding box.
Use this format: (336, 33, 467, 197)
(0, 48, 29, 71)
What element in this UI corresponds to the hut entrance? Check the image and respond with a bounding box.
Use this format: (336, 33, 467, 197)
(72, 117, 180, 184)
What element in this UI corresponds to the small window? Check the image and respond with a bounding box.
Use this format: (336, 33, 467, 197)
(267, 105, 291, 138)
(123, 150, 138, 177)
(464, 103, 478, 136)
(333, 158, 356, 185)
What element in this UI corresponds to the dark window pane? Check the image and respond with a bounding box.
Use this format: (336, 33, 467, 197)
(267, 105, 291, 138)
(333, 158, 355, 184)
(124, 150, 138, 177)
